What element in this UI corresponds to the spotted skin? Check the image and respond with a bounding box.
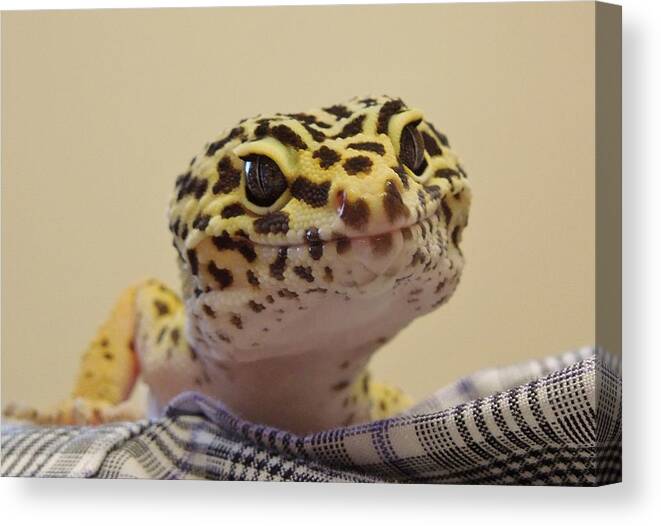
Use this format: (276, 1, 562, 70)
(4, 96, 470, 432)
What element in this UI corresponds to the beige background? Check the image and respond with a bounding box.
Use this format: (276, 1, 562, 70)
(2, 2, 597, 408)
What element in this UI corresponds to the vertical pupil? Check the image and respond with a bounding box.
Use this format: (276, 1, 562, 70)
(400, 123, 425, 174)
(244, 155, 287, 207)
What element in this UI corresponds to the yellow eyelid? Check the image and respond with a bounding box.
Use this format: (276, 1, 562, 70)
(388, 109, 434, 183)
(232, 137, 298, 178)
(231, 138, 294, 215)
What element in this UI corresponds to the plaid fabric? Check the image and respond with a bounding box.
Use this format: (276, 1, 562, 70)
(1, 347, 621, 485)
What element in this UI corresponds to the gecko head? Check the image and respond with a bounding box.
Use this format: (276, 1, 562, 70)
(168, 96, 471, 362)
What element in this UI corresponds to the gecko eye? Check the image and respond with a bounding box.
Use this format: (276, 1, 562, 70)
(243, 155, 288, 207)
(399, 122, 426, 176)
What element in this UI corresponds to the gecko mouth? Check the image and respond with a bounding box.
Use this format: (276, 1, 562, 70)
(248, 198, 446, 250)
(188, 197, 456, 295)
(246, 204, 448, 282)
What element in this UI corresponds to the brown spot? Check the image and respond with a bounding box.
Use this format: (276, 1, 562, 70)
(216, 332, 231, 343)
(323, 104, 352, 119)
(192, 214, 211, 231)
(100, 338, 109, 347)
(305, 287, 327, 294)
(207, 262, 233, 290)
(392, 164, 410, 189)
(376, 98, 406, 135)
(312, 146, 341, 169)
(411, 249, 425, 266)
(176, 174, 209, 201)
(248, 300, 265, 313)
(332, 380, 351, 391)
(186, 249, 199, 275)
(270, 124, 307, 150)
(212, 157, 242, 194)
(451, 226, 462, 247)
(291, 177, 331, 208)
(383, 180, 410, 223)
(401, 227, 412, 240)
(170, 328, 180, 345)
(221, 203, 246, 218)
(277, 289, 298, 299)
(435, 167, 460, 182)
(419, 222, 427, 240)
(246, 270, 260, 288)
(293, 266, 314, 283)
(339, 193, 370, 231)
(253, 119, 271, 138)
(429, 122, 450, 147)
(422, 131, 443, 156)
(269, 247, 288, 281)
(212, 231, 257, 263)
(189, 347, 198, 361)
(340, 360, 350, 369)
(230, 313, 243, 329)
(441, 198, 453, 226)
(347, 142, 386, 155)
(417, 189, 427, 211)
(156, 327, 166, 343)
(103, 352, 113, 361)
(305, 228, 324, 260)
(206, 127, 244, 156)
(153, 300, 170, 317)
(324, 266, 334, 282)
(334, 114, 366, 139)
(202, 304, 216, 318)
(362, 373, 370, 394)
(291, 114, 330, 128)
(343, 156, 373, 176)
(254, 212, 289, 235)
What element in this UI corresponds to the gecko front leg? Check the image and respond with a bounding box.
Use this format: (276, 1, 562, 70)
(3, 279, 200, 425)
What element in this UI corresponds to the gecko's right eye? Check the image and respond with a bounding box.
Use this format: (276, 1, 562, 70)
(243, 155, 288, 208)
(398, 122, 426, 176)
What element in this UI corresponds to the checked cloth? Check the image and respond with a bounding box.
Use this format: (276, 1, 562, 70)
(1, 347, 621, 485)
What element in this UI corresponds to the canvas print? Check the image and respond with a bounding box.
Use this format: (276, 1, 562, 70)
(0, 2, 622, 485)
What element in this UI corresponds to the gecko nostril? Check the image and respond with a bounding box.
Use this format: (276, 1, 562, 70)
(335, 189, 347, 213)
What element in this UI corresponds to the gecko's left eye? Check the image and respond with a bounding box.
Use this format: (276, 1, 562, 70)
(399, 122, 426, 176)
(243, 155, 288, 207)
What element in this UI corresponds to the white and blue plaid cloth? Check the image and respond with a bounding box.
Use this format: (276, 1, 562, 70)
(0, 347, 621, 485)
